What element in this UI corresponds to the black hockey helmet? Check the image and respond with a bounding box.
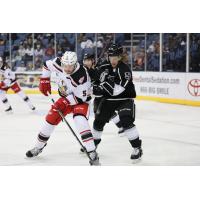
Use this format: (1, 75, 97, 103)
(83, 53, 95, 60)
(107, 43, 123, 57)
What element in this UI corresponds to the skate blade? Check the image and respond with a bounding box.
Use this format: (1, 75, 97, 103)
(90, 162, 101, 166)
(24, 156, 39, 160)
(131, 157, 142, 164)
(5, 111, 13, 114)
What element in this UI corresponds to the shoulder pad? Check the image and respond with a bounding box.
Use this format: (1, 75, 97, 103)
(54, 57, 61, 66)
(70, 65, 87, 85)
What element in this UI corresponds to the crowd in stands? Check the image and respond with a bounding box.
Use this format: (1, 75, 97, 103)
(34, 33, 55, 70)
(0, 33, 199, 72)
(146, 34, 160, 71)
(0, 34, 10, 64)
(10, 33, 56, 71)
(11, 33, 33, 71)
(132, 34, 160, 71)
(77, 33, 96, 62)
(132, 46, 145, 71)
(56, 33, 75, 57)
(162, 33, 186, 72)
(189, 33, 200, 72)
(76, 33, 115, 62)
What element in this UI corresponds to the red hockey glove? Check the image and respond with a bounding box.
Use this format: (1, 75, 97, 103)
(39, 77, 51, 96)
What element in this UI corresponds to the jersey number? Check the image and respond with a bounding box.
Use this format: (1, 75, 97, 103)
(83, 90, 87, 97)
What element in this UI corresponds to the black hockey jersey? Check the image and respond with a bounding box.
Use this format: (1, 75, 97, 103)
(87, 60, 113, 84)
(90, 60, 136, 99)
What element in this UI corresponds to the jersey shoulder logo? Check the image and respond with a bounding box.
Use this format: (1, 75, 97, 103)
(100, 69, 109, 82)
(79, 76, 85, 84)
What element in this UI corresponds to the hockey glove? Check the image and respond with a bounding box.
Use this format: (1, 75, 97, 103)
(39, 77, 51, 96)
(93, 85, 104, 96)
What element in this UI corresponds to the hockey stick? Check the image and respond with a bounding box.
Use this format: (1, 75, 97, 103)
(47, 93, 94, 164)
(96, 97, 106, 115)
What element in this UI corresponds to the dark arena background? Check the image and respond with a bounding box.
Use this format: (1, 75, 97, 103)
(0, 33, 199, 105)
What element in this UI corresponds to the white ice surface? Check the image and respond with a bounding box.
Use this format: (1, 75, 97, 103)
(0, 94, 200, 166)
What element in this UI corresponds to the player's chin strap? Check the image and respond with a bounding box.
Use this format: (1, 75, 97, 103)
(46, 92, 94, 165)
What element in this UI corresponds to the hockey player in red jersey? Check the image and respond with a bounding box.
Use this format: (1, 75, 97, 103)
(26, 51, 100, 165)
(0, 57, 36, 112)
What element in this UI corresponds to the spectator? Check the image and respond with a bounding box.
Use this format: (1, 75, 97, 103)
(45, 44, 55, 59)
(60, 37, 71, 52)
(24, 45, 33, 61)
(190, 33, 200, 72)
(34, 44, 44, 57)
(34, 44, 44, 70)
(132, 47, 145, 71)
(18, 44, 26, 58)
(34, 33, 55, 64)
(0, 34, 10, 63)
(121, 47, 131, 65)
(147, 41, 156, 53)
(146, 34, 160, 71)
(11, 34, 33, 71)
(162, 33, 186, 72)
(80, 36, 94, 49)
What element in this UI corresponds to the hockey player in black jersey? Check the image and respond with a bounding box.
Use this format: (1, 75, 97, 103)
(83, 52, 124, 136)
(84, 44, 143, 160)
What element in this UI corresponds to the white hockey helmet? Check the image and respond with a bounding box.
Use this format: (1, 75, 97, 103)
(61, 51, 78, 67)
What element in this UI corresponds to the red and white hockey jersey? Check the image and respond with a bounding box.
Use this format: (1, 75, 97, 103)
(0, 65, 16, 88)
(42, 57, 91, 105)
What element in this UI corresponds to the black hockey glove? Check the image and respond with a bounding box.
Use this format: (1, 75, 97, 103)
(106, 74, 115, 83)
(93, 85, 104, 96)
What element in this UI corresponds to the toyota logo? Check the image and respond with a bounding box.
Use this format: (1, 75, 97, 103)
(187, 79, 200, 97)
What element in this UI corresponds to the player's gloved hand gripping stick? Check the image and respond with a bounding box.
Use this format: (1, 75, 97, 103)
(46, 93, 96, 165)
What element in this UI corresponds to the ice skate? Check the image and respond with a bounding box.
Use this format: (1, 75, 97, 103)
(88, 151, 100, 166)
(26, 144, 47, 158)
